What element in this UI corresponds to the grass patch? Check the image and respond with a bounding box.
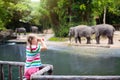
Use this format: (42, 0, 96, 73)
(49, 37, 68, 42)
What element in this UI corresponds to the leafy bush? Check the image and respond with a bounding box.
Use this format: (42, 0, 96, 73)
(53, 24, 69, 37)
(0, 19, 5, 30)
(49, 37, 68, 41)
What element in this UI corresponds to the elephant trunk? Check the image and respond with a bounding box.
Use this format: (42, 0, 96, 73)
(69, 36, 72, 43)
(68, 33, 72, 43)
(91, 26, 95, 34)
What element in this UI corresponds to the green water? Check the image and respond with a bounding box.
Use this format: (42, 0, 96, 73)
(0, 43, 120, 79)
(43, 46, 120, 75)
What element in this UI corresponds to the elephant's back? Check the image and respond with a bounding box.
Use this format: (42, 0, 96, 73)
(94, 24, 115, 36)
(75, 25, 93, 36)
(95, 24, 114, 31)
(16, 27, 26, 31)
(77, 25, 93, 30)
(75, 25, 88, 31)
(95, 24, 113, 28)
(76, 25, 88, 28)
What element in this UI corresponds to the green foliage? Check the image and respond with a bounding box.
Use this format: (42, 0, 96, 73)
(49, 37, 67, 41)
(92, 0, 120, 17)
(0, 0, 31, 29)
(0, 19, 5, 30)
(0, 0, 120, 35)
(38, 0, 96, 36)
(54, 24, 69, 37)
(0, 0, 10, 26)
(79, 4, 86, 11)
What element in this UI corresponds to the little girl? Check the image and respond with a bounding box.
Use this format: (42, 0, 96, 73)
(24, 34, 47, 80)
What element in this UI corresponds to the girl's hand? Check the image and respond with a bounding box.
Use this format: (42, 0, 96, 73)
(37, 37, 42, 42)
(42, 37, 44, 41)
(37, 37, 44, 42)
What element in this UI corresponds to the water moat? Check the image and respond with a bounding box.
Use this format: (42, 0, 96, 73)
(0, 43, 120, 76)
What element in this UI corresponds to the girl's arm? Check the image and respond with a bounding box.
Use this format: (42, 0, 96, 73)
(37, 37, 47, 51)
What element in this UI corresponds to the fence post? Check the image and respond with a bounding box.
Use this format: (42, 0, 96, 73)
(0, 64, 4, 80)
(19, 66, 23, 80)
(8, 65, 12, 80)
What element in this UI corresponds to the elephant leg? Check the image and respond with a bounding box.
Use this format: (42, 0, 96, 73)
(77, 36, 81, 44)
(69, 36, 72, 43)
(86, 37, 91, 44)
(96, 36, 100, 44)
(108, 36, 111, 44)
(18, 32, 20, 35)
(36, 30, 38, 33)
(24, 31, 26, 35)
(37, 30, 38, 34)
(16, 32, 17, 35)
(108, 36, 113, 44)
(111, 36, 113, 44)
(75, 37, 78, 43)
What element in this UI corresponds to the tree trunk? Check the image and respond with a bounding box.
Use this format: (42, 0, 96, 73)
(103, 6, 106, 24)
(68, 0, 73, 23)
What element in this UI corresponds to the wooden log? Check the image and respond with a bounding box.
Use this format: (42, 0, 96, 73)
(30, 75, 120, 80)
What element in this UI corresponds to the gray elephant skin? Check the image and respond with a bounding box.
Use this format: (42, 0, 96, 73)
(68, 25, 94, 44)
(15, 27, 26, 35)
(31, 26, 38, 33)
(92, 24, 115, 44)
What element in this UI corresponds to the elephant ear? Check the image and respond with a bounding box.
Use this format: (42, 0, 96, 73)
(91, 26, 96, 30)
(90, 26, 95, 34)
(69, 27, 75, 36)
(91, 26, 95, 29)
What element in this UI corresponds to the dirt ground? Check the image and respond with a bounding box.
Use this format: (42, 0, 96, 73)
(8, 31, 120, 48)
(47, 31, 120, 48)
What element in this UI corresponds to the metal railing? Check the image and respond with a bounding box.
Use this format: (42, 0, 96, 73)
(1, 60, 120, 80)
(31, 64, 53, 80)
(30, 75, 120, 80)
(0, 61, 24, 80)
(0, 60, 53, 80)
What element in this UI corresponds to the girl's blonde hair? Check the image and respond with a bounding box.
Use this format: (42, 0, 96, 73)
(27, 34, 37, 52)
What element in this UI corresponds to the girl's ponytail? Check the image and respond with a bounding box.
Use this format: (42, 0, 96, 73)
(27, 33, 38, 52)
(28, 36, 33, 52)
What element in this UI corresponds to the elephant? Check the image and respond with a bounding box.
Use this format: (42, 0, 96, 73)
(68, 27, 76, 43)
(31, 26, 38, 33)
(68, 25, 94, 44)
(92, 24, 115, 44)
(15, 27, 26, 35)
